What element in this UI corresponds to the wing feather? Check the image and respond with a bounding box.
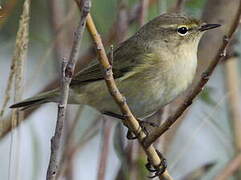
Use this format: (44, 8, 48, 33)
(70, 35, 144, 86)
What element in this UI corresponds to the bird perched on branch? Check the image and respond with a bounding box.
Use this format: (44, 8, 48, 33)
(10, 13, 220, 119)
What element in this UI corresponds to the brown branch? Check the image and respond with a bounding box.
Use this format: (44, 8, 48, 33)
(84, 12, 173, 180)
(46, 1, 91, 179)
(159, 0, 241, 155)
(58, 118, 100, 178)
(143, 0, 241, 148)
(214, 152, 241, 180)
(0, 0, 143, 140)
(97, 119, 113, 180)
(56, 107, 83, 179)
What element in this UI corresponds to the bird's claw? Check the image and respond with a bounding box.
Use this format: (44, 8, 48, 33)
(126, 119, 150, 140)
(145, 150, 167, 178)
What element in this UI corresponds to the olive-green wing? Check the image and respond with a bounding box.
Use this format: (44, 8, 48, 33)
(70, 35, 144, 86)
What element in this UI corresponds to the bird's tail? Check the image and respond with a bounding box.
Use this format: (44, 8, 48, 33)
(9, 89, 59, 110)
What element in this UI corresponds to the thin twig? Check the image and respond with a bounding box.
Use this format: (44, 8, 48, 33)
(56, 107, 83, 179)
(97, 119, 113, 180)
(143, 1, 241, 148)
(46, 1, 91, 179)
(82, 11, 173, 180)
(58, 119, 100, 178)
(0, 0, 144, 140)
(214, 152, 241, 180)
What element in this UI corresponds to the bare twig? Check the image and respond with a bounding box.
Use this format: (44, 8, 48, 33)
(143, 1, 241, 148)
(83, 12, 173, 180)
(0, 0, 144, 140)
(97, 119, 113, 180)
(56, 107, 83, 179)
(214, 152, 241, 180)
(46, 1, 91, 179)
(58, 118, 100, 178)
(160, 0, 241, 155)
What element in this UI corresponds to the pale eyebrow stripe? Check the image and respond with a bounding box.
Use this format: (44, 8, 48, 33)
(161, 24, 198, 29)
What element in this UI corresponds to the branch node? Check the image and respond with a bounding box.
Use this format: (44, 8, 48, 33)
(120, 96, 127, 105)
(105, 66, 113, 80)
(110, 89, 118, 96)
(65, 64, 74, 78)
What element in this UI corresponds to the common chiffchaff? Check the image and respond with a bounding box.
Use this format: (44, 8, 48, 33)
(11, 13, 220, 119)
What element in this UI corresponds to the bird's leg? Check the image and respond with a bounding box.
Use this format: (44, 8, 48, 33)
(145, 150, 167, 178)
(102, 111, 150, 140)
(103, 111, 125, 120)
(103, 112, 167, 177)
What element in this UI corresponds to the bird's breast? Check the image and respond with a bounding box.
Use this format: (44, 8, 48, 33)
(152, 50, 198, 106)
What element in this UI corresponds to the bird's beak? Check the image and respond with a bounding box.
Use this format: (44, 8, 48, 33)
(199, 24, 221, 31)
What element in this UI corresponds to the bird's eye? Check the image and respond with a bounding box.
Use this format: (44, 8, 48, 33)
(177, 26, 189, 36)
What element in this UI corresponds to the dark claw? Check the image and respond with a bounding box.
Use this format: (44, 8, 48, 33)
(126, 120, 150, 140)
(146, 161, 157, 172)
(103, 112, 154, 140)
(145, 150, 167, 178)
(126, 130, 137, 139)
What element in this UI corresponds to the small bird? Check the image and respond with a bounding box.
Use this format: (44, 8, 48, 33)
(10, 13, 220, 119)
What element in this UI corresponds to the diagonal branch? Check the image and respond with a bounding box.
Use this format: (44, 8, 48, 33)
(0, 0, 153, 141)
(143, 0, 241, 148)
(46, 1, 91, 180)
(83, 11, 173, 180)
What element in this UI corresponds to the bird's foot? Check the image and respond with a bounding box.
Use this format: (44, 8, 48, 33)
(145, 150, 167, 178)
(126, 120, 158, 140)
(102, 111, 157, 140)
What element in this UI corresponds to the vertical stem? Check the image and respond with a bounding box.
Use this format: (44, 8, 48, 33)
(97, 119, 113, 180)
(46, 1, 91, 179)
